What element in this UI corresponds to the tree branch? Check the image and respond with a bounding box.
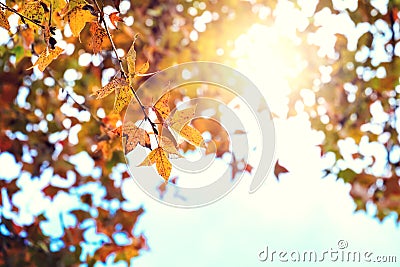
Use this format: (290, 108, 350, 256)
(93, 0, 160, 137)
(0, 2, 45, 29)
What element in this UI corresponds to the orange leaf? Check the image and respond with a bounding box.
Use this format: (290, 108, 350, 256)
(92, 77, 128, 99)
(27, 46, 64, 72)
(126, 34, 139, 75)
(169, 106, 196, 129)
(138, 147, 172, 181)
(0, 10, 10, 31)
(65, 4, 97, 37)
(90, 22, 107, 54)
(114, 83, 133, 113)
(109, 12, 124, 28)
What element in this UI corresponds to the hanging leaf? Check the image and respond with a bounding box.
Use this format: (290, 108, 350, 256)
(153, 91, 170, 122)
(0, 10, 10, 31)
(27, 46, 64, 72)
(158, 135, 182, 158)
(169, 106, 196, 129)
(109, 12, 124, 28)
(22, 1, 47, 30)
(114, 83, 133, 113)
(65, 4, 97, 37)
(174, 124, 205, 148)
(126, 34, 139, 75)
(123, 121, 150, 154)
(92, 77, 128, 99)
(138, 147, 172, 181)
(89, 22, 107, 54)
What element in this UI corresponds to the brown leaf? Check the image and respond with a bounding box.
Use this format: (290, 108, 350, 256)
(123, 121, 150, 154)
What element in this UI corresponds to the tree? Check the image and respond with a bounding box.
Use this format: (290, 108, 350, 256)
(1, 0, 400, 266)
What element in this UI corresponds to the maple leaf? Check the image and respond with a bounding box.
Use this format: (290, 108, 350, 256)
(139, 147, 172, 181)
(22, 1, 47, 30)
(109, 12, 124, 28)
(0, 10, 10, 31)
(126, 34, 139, 75)
(158, 135, 182, 158)
(90, 22, 107, 54)
(27, 46, 64, 72)
(123, 121, 150, 154)
(153, 91, 171, 123)
(65, 4, 97, 37)
(114, 83, 133, 113)
(92, 77, 127, 99)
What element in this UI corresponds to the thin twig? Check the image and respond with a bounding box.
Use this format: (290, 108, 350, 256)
(0, 2, 45, 29)
(93, 0, 160, 137)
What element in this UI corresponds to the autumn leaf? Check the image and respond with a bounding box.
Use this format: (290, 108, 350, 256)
(158, 135, 182, 158)
(126, 34, 139, 75)
(65, 4, 97, 37)
(92, 77, 127, 99)
(22, 1, 47, 30)
(0, 10, 10, 31)
(174, 124, 205, 148)
(274, 160, 288, 180)
(153, 91, 170, 122)
(123, 121, 150, 154)
(114, 83, 133, 113)
(139, 147, 172, 181)
(90, 22, 107, 54)
(169, 106, 196, 129)
(109, 12, 124, 28)
(27, 46, 64, 72)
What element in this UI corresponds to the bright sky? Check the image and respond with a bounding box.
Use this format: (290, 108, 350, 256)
(1, 0, 400, 266)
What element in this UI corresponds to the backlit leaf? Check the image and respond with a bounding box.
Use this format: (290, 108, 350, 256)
(22, 1, 46, 30)
(159, 135, 182, 158)
(109, 12, 124, 28)
(138, 147, 172, 181)
(92, 78, 128, 99)
(123, 121, 150, 154)
(27, 46, 64, 72)
(153, 91, 170, 122)
(175, 124, 205, 148)
(114, 83, 133, 113)
(169, 106, 196, 129)
(66, 4, 97, 37)
(90, 22, 107, 54)
(126, 33, 139, 75)
(0, 10, 10, 31)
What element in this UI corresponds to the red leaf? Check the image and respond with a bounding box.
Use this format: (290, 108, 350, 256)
(274, 160, 289, 180)
(109, 12, 124, 28)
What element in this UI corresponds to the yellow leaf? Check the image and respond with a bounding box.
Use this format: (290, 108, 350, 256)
(126, 33, 139, 75)
(114, 83, 133, 113)
(153, 91, 170, 122)
(137, 61, 149, 75)
(27, 46, 64, 72)
(92, 77, 127, 99)
(169, 106, 196, 130)
(66, 4, 96, 37)
(138, 147, 172, 181)
(159, 135, 182, 158)
(175, 124, 205, 148)
(0, 10, 10, 31)
(123, 121, 150, 154)
(22, 1, 46, 30)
